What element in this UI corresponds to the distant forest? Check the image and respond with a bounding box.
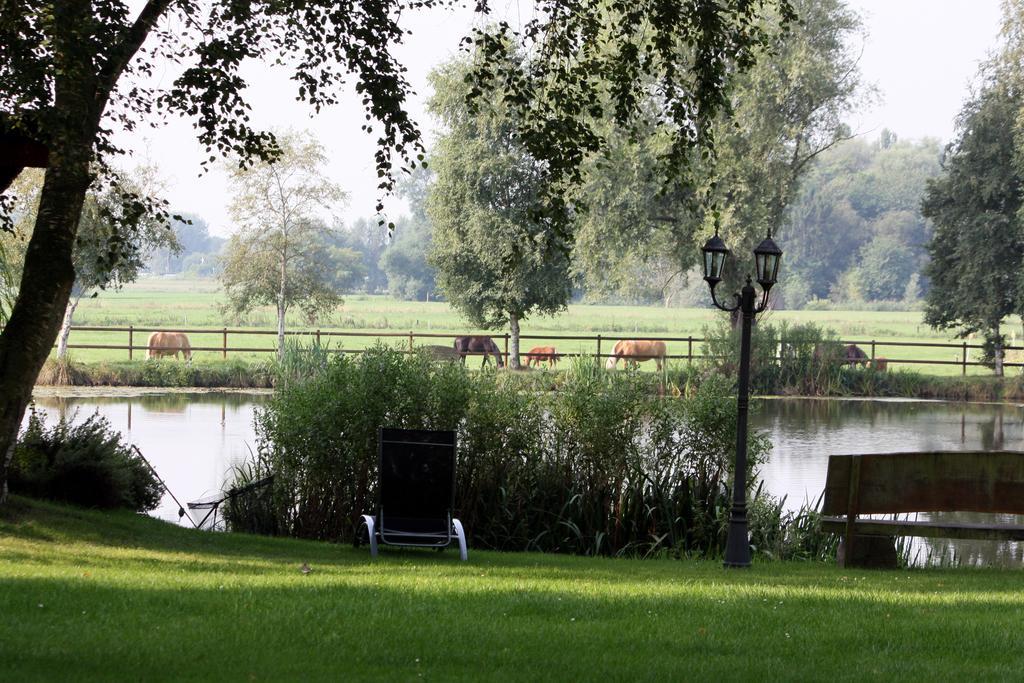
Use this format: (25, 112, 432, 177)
(780, 131, 941, 309)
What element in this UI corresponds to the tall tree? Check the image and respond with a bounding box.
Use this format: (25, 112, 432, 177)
(709, 0, 868, 299)
(0, 0, 790, 499)
(428, 58, 572, 369)
(921, 75, 1023, 376)
(221, 131, 345, 357)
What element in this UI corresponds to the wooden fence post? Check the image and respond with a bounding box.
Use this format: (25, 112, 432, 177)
(316, 329, 321, 347)
(128, 325, 133, 360)
(222, 328, 228, 359)
(962, 342, 968, 376)
(504, 334, 509, 366)
(409, 330, 414, 355)
(687, 335, 693, 364)
(596, 334, 602, 367)
(870, 340, 876, 363)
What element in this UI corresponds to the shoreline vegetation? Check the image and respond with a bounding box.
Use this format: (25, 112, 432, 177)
(35, 354, 1024, 403)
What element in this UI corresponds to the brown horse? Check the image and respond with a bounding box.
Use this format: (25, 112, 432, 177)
(523, 346, 559, 369)
(454, 336, 504, 368)
(813, 343, 870, 367)
(843, 344, 869, 366)
(605, 340, 667, 371)
(147, 332, 192, 360)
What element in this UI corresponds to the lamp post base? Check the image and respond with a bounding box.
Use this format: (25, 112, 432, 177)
(722, 505, 752, 568)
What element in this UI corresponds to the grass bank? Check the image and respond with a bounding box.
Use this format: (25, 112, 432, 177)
(36, 358, 275, 388)
(2, 497, 1023, 681)
(33, 355, 1024, 402)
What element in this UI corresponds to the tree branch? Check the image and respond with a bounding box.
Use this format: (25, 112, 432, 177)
(97, 0, 177, 98)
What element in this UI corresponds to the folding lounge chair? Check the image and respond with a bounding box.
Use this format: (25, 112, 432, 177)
(359, 427, 468, 561)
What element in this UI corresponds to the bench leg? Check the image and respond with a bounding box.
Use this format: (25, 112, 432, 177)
(452, 518, 468, 561)
(838, 534, 897, 569)
(360, 515, 378, 559)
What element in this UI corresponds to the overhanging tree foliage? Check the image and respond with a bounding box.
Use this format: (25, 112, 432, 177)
(571, 0, 863, 305)
(0, 0, 792, 499)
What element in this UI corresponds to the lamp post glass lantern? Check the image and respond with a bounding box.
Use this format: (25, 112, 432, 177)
(700, 229, 782, 568)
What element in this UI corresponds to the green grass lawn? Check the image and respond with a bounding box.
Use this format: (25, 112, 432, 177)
(2, 497, 1023, 681)
(51, 277, 1024, 375)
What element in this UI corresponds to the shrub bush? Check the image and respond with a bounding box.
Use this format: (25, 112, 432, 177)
(233, 344, 777, 559)
(698, 319, 1015, 401)
(9, 407, 161, 511)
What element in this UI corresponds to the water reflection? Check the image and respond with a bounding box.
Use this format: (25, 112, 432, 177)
(752, 398, 1024, 567)
(30, 392, 267, 524)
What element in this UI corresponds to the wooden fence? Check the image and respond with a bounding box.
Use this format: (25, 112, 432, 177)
(55, 325, 1024, 375)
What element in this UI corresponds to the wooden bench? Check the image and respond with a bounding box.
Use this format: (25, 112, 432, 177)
(821, 451, 1024, 568)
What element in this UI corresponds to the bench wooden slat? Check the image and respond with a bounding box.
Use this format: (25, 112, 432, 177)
(821, 517, 1024, 542)
(822, 451, 1024, 516)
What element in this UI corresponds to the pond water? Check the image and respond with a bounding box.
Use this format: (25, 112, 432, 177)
(752, 398, 1024, 567)
(27, 390, 1024, 566)
(30, 390, 268, 525)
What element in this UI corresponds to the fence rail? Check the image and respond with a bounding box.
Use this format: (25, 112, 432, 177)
(53, 325, 1024, 376)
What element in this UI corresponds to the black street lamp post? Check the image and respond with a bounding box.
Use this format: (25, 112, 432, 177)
(701, 229, 782, 568)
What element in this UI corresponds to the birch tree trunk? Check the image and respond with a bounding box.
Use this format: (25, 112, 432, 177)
(509, 312, 521, 370)
(56, 296, 81, 359)
(277, 251, 287, 360)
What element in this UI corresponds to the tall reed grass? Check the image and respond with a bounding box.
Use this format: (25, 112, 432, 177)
(228, 344, 833, 560)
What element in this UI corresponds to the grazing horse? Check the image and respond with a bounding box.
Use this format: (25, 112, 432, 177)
(605, 340, 667, 371)
(454, 336, 505, 368)
(843, 344, 869, 366)
(523, 346, 559, 369)
(871, 357, 888, 372)
(813, 343, 870, 367)
(147, 331, 192, 361)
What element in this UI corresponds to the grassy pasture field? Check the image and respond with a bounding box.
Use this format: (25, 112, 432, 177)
(52, 277, 1024, 376)
(2, 497, 1024, 681)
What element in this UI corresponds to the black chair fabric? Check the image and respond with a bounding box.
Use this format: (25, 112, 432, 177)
(378, 428, 456, 527)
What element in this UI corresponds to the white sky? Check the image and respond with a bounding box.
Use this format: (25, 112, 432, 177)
(115, 0, 1004, 237)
